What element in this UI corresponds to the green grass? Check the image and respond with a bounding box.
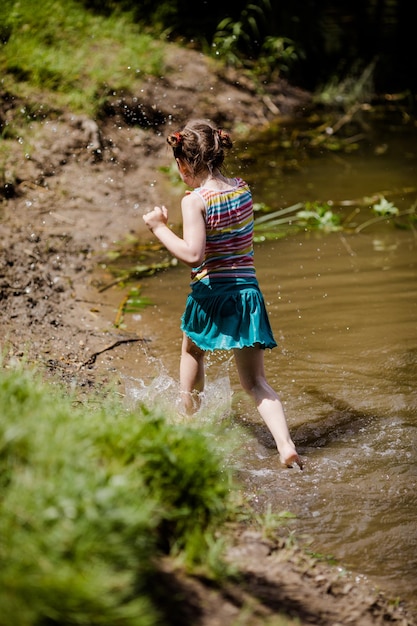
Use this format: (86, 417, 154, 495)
(0, 363, 238, 625)
(0, 0, 166, 115)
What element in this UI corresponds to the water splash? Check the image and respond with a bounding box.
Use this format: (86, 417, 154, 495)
(123, 366, 178, 411)
(122, 358, 233, 422)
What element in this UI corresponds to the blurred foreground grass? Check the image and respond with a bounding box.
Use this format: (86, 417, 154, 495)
(0, 364, 239, 626)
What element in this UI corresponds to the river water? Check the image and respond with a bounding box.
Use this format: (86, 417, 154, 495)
(96, 122, 417, 614)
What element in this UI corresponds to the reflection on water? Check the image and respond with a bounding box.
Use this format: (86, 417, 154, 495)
(95, 132, 417, 614)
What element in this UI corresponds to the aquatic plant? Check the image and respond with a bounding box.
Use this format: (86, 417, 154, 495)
(253, 201, 341, 241)
(372, 197, 399, 217)
(354, 195, 406, 233)
(252, 191, 416, 241)
(295, 202, 342, 232)
(114, 286, 152, 328)
(99, 237, 179, 293)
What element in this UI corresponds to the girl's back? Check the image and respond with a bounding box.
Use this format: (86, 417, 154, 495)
(191, 178, 256, 283)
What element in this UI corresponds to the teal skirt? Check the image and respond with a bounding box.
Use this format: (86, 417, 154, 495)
(180, 278, 277, 351)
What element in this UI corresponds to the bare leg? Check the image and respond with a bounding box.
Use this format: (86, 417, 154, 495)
(179, 333, 205, 414)
(233, 346, 302, 469)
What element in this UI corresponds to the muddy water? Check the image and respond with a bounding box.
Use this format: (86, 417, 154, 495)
(98, 129, 417, 612)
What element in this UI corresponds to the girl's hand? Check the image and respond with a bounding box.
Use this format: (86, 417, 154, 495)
(143, 205, 168, 232)
(142, 194, 205, 267)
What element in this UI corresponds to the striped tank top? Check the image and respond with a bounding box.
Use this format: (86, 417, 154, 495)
(190, 177, 256, 284)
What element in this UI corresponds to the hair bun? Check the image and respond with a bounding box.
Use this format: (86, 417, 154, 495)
(218, 128, 233, 149)
(167, 131, 183, 148)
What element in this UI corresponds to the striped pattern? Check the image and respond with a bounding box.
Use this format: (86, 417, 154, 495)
(191, 178, 256, 283)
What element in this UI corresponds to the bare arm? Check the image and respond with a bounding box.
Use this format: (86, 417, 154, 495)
(143, 193, 206, 267)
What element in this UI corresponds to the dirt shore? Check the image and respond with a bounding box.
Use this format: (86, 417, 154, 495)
(1, 44, 415, 625)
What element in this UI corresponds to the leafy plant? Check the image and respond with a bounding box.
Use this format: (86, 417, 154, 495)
(372, 196, 399, 217)
(256, 36, 303, 81)
(254, 504, 297, 541)
(354, 195, 403, 233)
(211, 0, 301, 79)
(212, 0, 269, 66)
(296, 202, 341, 232)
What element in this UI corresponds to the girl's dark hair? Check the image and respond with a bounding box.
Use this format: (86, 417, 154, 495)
(167, 119, 233, 175)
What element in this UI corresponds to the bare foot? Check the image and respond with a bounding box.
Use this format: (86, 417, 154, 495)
(179, 390, 202, 415)
(280, 450, 303, 470)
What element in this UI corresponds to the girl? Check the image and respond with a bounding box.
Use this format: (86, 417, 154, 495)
(143, 119, 302, 469)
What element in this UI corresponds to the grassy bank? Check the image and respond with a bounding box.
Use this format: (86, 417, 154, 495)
(0, 0, 166, 115)
(0, 364, 241, 625)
